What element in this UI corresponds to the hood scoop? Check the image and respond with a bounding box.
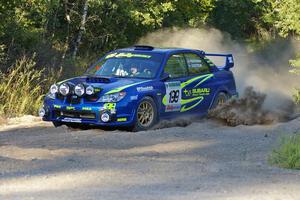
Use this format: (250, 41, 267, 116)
(86, 76, 111, 84)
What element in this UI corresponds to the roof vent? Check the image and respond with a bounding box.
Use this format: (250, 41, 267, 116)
(134, 45, 154, 50)
(86, 76, 110, 83)
(197, 50, 206, 55)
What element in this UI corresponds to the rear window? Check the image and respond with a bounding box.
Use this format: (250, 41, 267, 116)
(164, 54, 188, 78)
(184, 53, 210, 75)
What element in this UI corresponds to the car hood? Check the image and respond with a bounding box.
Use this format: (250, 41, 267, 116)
(58, 76, 152, 94)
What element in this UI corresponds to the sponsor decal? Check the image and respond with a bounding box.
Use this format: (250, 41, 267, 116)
(66, 106, 75, 110)
(137, 86, 153, 92)
(53, 105, 61, 109)
(166, 104, 181, 112)
(117, 118, 127, 122)
(164, 81, 181, 112)
(183, 88, 210, 97)
(94, 88, 101, 92)
(130, 95, 138, 100)
(105, 52, 151, 59)
(227, 56, 233, 63)
(105, 80, 151, 94)
(162, 74, 214, 112)
(82, 107, 92, 111)
(103, 103, 116, 110)
(61, 118, 82, 123)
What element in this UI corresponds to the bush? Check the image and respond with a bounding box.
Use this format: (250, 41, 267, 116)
(293, 89, 300, 106)
(289, 54, 300, 106)
(0, 56, 59, 117)
(269, 134, 300, 169)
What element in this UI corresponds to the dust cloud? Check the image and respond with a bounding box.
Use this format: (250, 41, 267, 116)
(208, 87, 296, 126)
(153, 117, 193, 130)
(138, 28, 300, 125)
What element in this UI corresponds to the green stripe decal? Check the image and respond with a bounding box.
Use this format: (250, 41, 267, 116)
(163, 74, 214, 112)
(180, 96, 204, 112)
(105, 80, 151, 94)
(181, 74, 213, 89)
(194, 74, 214, 87)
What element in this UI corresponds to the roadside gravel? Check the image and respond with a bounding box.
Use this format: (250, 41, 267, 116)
(0, 117, 300, 200)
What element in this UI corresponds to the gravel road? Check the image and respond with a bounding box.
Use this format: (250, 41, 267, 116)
(0, 116, 300, 200)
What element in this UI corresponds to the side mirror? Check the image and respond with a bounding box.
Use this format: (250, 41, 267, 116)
(160, 73, 170, 81)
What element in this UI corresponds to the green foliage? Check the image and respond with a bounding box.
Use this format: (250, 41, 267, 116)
(208, 0, 273, 39)
(269, 134, 300, 169)
(0, 0, 299, 68)
(289, 54, 300, 105)
(289, 54, 300, 75)
(273, 0, 300, 38)
(293, 90, 300, 106)
(0, 0, 299, 117)
(0, 56, 60, 117)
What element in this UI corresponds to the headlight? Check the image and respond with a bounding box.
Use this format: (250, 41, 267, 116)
(59, 83, 70, 96)
(75, 84, 85, 96)
(50, 84, 58, 94)
(86, 86, 94, 95)
(98, 92, 126, 102)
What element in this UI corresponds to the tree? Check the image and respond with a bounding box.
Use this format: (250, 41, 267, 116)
(208, 0, 273, 39)
(273, 0, 300, 37)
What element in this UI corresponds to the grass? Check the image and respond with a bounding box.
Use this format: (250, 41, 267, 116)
(293, 89, 300, 106)
(0, 56, 59, 118)
(269, 134, 300, 169)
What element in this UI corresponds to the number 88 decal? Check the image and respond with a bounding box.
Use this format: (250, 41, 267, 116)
(169, 90, 180, 103)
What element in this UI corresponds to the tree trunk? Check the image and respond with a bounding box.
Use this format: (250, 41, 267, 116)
(60, 0, 71, 67)
(72, 0, 88, 59)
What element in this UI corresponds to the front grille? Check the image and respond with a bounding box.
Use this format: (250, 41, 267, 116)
(85, 94, 99, 102)
(66, 95, 81, 104)
(55, 94, 98, 103)
(56, 93, 65, 100)
(54, 110, 96, 119)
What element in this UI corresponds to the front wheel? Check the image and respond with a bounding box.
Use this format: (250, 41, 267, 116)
(132, 96, 157, 131)
(52, 121, 62, 127)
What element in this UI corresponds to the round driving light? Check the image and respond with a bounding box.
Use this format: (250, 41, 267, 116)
(86, 86, 94, 95)
(50, 84, 58, 94)
(75, 84, 85, 96)
(39, 108, 46, 117)
(59, 83, 70, 96)
(101, 113, 110, 122)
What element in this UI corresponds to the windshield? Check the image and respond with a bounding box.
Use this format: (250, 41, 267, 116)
(85, 52, 164, 79)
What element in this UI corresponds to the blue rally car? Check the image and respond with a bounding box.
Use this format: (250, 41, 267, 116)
(39, 45, 238, 131)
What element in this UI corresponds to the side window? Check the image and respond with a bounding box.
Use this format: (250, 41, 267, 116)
(185, 53, 210, 75)
(164, 54, 188, 78)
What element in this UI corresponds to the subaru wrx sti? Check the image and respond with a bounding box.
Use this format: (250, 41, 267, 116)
(39, 45, 238, 131)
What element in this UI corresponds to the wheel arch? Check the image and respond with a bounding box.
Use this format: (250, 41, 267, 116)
(142, 93, 161, 120)
(209, 87, 230, 109)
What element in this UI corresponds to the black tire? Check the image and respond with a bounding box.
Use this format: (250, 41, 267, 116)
(132, 96, 158, 131)
(211, 92, 228, 109)
(52, 121, 62, 127)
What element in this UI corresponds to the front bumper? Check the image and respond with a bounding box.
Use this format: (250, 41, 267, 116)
(41, 99, 136, 127)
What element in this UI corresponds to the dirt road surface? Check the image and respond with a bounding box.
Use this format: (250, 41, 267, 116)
(0, 116, 300, 200)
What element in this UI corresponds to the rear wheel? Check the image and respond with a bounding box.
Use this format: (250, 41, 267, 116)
(211, 92, 228, 109)
(132, 97, 157, 131)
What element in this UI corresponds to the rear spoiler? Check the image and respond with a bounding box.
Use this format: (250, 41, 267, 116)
(204, 53, 234, 70)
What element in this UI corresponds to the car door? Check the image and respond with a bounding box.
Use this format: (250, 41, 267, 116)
(162, 53, 189, 116)
(181, 53, 216, 113)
